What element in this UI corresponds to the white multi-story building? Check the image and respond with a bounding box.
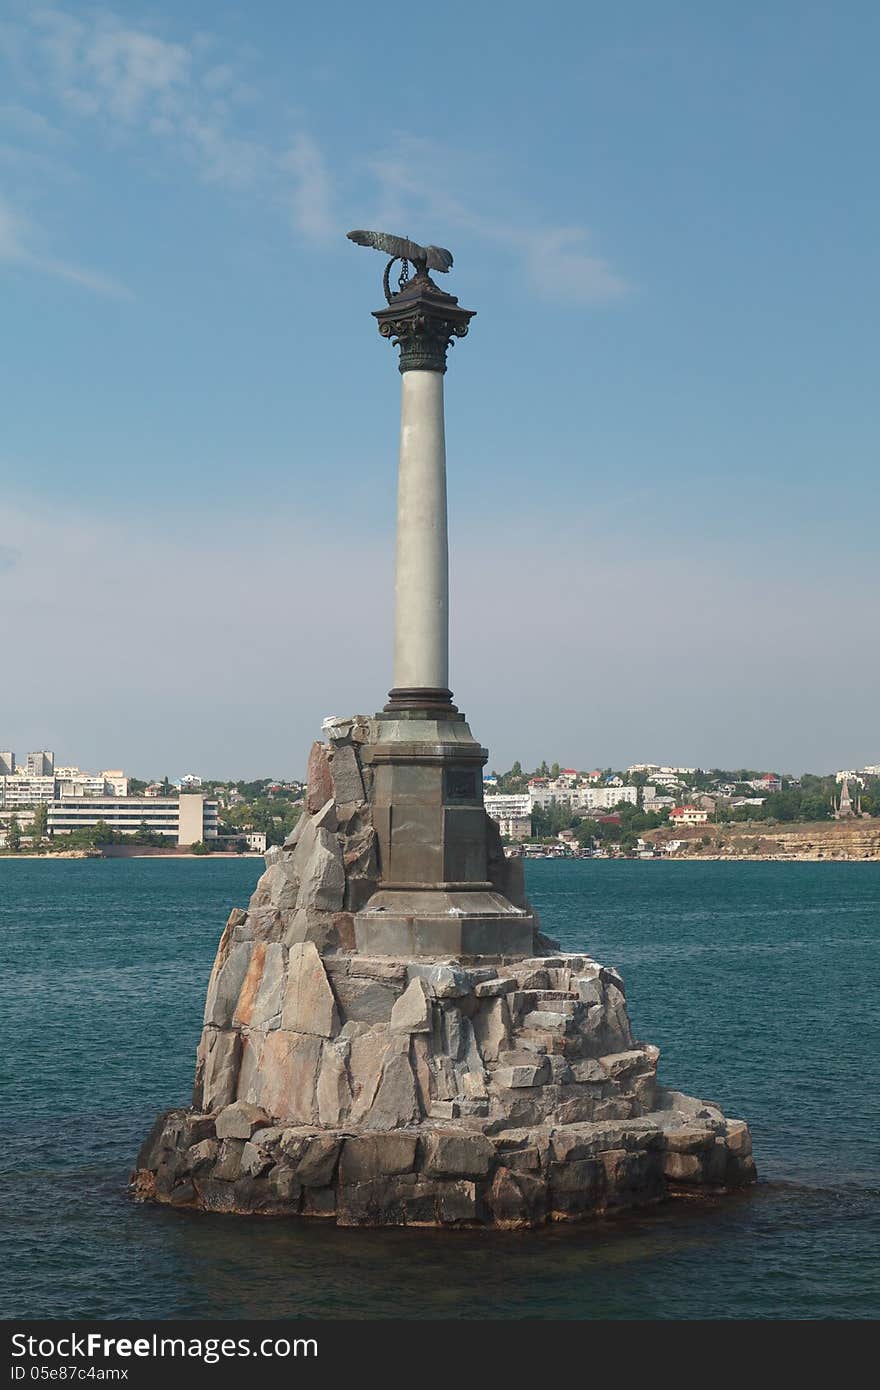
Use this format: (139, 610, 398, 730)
(1, 776, 56, 806)
(0, 752, 15, 777)
(572, 785, 639, 812)
(484, 793, 533, 819)
(47, 794, 218, 846)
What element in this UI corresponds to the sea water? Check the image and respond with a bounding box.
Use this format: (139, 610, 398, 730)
(2, 857, 878, 1319)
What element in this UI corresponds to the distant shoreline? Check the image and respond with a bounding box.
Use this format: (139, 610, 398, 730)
(0, 851, 265, 861)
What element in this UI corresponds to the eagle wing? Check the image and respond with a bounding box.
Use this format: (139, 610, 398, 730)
(347, 229, 453, 273)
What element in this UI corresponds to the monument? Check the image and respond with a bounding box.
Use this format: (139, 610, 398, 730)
(132, 234, 755, 1227)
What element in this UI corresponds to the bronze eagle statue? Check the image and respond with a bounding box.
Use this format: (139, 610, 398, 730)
(347, 229, 454, 275)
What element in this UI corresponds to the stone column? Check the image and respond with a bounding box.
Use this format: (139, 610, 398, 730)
(392, 369, 449, 695)
(353, 267, 534, 957)
(374, 270, 474, 714)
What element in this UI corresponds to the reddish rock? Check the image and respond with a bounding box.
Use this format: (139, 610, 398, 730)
(306, 741, 334, 813)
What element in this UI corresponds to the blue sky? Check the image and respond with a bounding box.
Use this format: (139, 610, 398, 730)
(0, 1, 877, 778)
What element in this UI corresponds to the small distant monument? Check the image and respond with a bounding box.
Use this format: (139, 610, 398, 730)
(132, 234, 755, 1228)
(833, 776, 861, 819)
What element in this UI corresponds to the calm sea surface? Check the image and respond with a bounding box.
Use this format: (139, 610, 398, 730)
(2, 857, 878, 1320)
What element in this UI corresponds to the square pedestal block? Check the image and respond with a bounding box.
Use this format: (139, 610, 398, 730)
(354, 888, 535, 959)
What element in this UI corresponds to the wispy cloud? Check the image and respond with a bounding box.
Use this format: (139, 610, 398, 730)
(281, 133, 334, 242)
(4, 6, 336, 245)
(0, 193, 130, 296)
(370, 138, 629, 304)
(1, 11, 622, 297)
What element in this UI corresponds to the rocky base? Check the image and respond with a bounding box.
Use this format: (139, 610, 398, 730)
(133, 946, 755, 1228)
(132, 714, 756, 1229)
(132, 1094, 755, 1229)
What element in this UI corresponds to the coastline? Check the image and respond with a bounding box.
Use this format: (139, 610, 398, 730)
(0, 851, 265, 861)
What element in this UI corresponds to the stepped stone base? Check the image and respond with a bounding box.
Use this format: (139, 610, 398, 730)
(131, 713, 756, 1227)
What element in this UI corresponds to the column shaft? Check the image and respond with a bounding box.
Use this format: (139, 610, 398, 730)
(392, 370, 449, 692)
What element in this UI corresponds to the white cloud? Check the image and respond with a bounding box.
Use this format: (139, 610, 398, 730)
(280, 133, 334, 243)
(0, 192, 131, 297)
(3, 6, 337, 250)
(369, 138, 630, 304)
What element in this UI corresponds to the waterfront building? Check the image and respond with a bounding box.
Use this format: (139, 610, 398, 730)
(670, 805, 710, 827)
(47, 794, 218, 846)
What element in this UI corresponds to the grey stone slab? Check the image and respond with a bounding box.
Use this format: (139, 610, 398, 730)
(329, 743, 364, 805)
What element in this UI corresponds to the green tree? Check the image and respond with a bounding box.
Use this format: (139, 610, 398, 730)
(190, 840, 211, 855)
(90, 820, 114, 845)
(550, 762, 561, 779)
(32, 803, 48, 845)
(7, 814, 21, 852)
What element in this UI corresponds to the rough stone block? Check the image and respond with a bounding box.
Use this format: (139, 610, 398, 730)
(306, 742, 334, 813)
(663, 1151, 703, 1182)
(473, 996, 511, 1062)
(574, 976, 603, 1007)
(216, 1101, 271, 1140)
(213, 1138, 246, 1182)
(256, 1030, 323, 1123)
(296, 828, 345, 913)
(348, 1026, 391, 1121)
(437, 1180, 478, 1224)
(390, 977, 432, 1034)
(316, 1041, 352, 1126)
(241, 1140, 273, 1177)
(494, 1060, 549, 1089)
(522, 1010, 570, 1032)
(488, 1166, 547, 1229)
(330, 972, 401, 1025)
(329, 743, 365, 805)
(201, 1029, 242, 1112)
(269, 1164, 302, 1204)
(474, 976, 516, 998)
(421, 1129, 494, 1178)
(281, 942, 338, 1037)
(280, 1130, 341, 1186)
(234, 941, 286, 1029)
(363, 1049, 420, 1131)
(339, 1133, 418, 1184)
(203, 941, 252, 1028)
